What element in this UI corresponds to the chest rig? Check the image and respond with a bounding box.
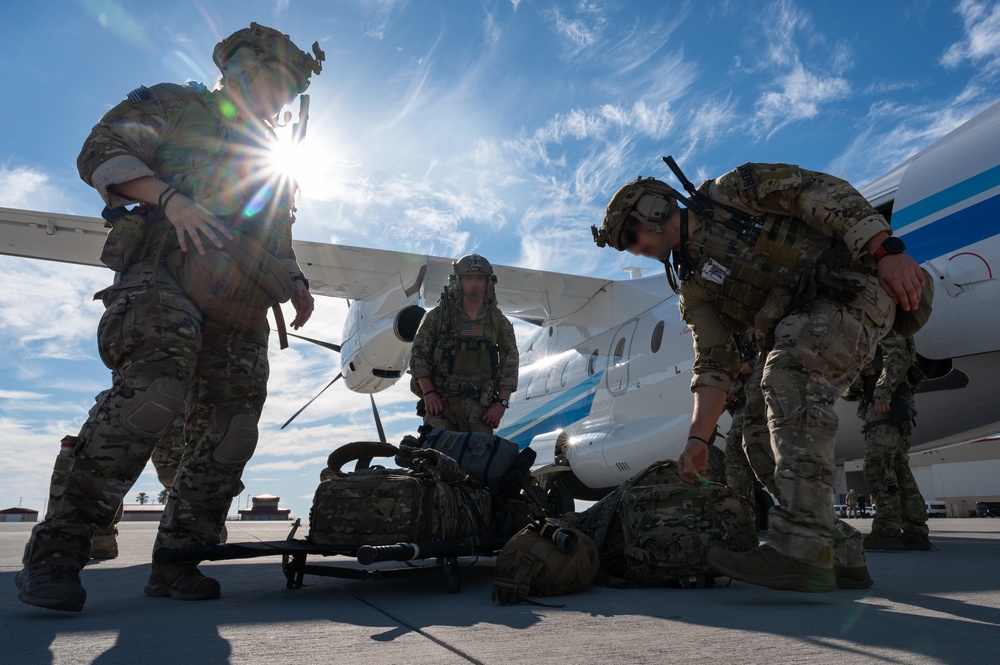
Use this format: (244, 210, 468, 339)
(433, 284, 502, 398)
(664, 157, 853, 331)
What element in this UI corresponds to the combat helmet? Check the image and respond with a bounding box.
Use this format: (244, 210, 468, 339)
(453, 254, 494, 277)
(592, 177, 677, 251)
(213, 22, 324, 95)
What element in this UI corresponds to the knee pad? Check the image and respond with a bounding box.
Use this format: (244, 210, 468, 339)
(119, 377, 185, 438)
(213, 413, 259, 465)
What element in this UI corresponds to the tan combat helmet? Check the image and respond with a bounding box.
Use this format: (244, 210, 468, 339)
(591, 176, 677, 251)
(453, 254, 494, 277)
(213, 22, 325, 95)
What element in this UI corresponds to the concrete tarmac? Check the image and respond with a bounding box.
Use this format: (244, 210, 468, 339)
(3, 518, 1000, 665)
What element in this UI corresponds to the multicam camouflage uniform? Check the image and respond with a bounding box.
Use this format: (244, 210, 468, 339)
(22, 80, 304, 592)
(723, 330, 758, 508)
(410, 284, 518, 434)
(677, 163, 896, 569)
(851, 330, 929, 542)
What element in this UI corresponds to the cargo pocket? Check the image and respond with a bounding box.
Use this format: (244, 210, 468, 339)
(96, 293, 136, 370)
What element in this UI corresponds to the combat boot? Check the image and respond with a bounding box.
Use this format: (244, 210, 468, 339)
(17, 547, 88, 612)
(144, 563, 221, 600)
(705, 544, 835, 593)
(863, 531, 905, 551)
(90, 533, 119, 560)
(901, 532, 933, 551)
(835, 565, 875, 589)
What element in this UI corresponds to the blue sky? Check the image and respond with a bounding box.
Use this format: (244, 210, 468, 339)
(2, 0, 999, 520)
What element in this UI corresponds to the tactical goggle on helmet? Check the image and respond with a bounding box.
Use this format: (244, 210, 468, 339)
(592, 176, 677, 251)
(453, 254, 494, 277)
(213, 22, 324, 95)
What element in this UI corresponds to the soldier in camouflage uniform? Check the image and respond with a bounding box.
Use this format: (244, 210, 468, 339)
(851, 330, 931, 550)
(723, 330, 759, 509)
(17, 23, 322, 612)
(410, 254, 519, 434)
(593, 162, 927, 592)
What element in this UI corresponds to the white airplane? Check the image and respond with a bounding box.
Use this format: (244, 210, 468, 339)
(3, 100, 1000, 513)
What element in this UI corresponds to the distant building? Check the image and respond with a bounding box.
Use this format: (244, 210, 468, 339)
(121, 504, 165, 522)
(239, 494, 291, 521)
(1, 507, 39, 523)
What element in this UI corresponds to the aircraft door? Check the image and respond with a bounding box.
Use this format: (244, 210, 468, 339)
(605, 321, 637, 396)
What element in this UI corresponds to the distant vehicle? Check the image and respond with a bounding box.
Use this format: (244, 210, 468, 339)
(926, 501, 948, 518)
(834, 504, 849, 518)
(976, 501, 1000, 517)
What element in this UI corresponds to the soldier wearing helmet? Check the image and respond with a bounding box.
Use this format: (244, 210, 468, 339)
(409, 254, 519, 434)
(17, 23, 323, 613)
(593, 162, 928, 594)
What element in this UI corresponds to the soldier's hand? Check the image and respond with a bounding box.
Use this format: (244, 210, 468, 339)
(874, 401, 890, 415)
(482, 402, 506, 428)
(877, 254, 924, 312)
(678, 438, 709, 485)
(424, 392, 444, 416)
(163, 193, 234, 255)
(290, 282, 314, 329)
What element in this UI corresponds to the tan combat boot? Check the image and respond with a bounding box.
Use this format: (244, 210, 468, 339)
(706, 544, 836, 593)
(144, 563, 221, 600)
(901, 531, 933, 550)
(16, 542, 88, 612)
(863, 531, 905, 551)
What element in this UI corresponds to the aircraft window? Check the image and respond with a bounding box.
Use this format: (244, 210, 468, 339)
(548, 326, 554, 337)
(545, 367, 557, 393)
(525, 376, 537, 399)
(588, 350, 599, 376)
(613, 338, 626, 364)
(561, 361, 571, 387)
(651, 320, 665, 353)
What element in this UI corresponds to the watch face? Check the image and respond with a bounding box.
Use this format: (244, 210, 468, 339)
(883, 236, 906, 254)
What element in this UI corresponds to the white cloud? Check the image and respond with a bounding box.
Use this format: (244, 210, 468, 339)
(942, 0, 1000, 73)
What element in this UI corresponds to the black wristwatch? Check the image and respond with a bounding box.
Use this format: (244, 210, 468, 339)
(872, 236, 905, 263)
(291, 274, 310, 289)
(495, 398, 509, 409)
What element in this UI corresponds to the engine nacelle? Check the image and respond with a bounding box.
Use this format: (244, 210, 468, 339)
(340, 291, 425, 393)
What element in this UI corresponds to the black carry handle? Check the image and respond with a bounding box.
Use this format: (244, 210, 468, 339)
(356, 543, 418, 565)
(357, 537, 510, 565)
(153, 544, 234, 565)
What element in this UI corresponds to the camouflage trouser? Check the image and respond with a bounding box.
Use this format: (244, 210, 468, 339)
(26, 262, 268, 566)
(861, 398, 928, 537)
(760, 299, 883, 565)
(424, 395, 493, 434)
(724, 403, 756, 508)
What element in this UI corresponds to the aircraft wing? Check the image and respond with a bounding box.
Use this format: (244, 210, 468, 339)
(0, 205, 660, 326)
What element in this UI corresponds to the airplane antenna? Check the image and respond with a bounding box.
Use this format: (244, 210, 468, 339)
(623, 267, 648, 280)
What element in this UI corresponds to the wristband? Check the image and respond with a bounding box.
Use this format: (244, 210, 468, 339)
(158, 186, 179, 210)
(688, 435, 710, 445)
(423, 390, 438, 398)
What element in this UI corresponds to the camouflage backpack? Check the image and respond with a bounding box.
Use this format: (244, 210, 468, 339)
(492, 516, 600, 605)
(577, 459, 757, 588)
(308, 442, 493, 549)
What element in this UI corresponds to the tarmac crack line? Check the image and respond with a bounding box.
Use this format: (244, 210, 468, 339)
(336, 584, 485, 664)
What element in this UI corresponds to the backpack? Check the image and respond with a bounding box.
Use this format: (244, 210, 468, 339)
(308, 442, 493, 549)
(398, 427, 533, 498)
(492, 516, 600, 605)
(577, 459, 757, 588)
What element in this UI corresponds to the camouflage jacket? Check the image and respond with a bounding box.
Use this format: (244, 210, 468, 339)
(678, 163, 894, 393)
(77, 81, 301, 273)
(410, 294, 519, 394)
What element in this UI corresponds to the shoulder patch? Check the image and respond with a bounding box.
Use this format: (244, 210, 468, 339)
(126, 85, 152, 104)
(735, 163, 759, 191)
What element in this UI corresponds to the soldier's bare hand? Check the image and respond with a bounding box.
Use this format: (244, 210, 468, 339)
(424, 392, 444, 416)
(877, 254, 924, 311)
(163, 194, 234, 255)
(874, 401, 890, 415)
(290, 283, 314, 329)
(678, 438, 709, 484)
(482, 403, 506, 428)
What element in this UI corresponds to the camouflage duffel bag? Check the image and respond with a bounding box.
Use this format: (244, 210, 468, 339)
(575, 459, 758, 588)
(308, 442, 494, 549)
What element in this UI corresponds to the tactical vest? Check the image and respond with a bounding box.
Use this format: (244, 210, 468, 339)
(692, 197, 856, 331)
(432, 297, 503, 399)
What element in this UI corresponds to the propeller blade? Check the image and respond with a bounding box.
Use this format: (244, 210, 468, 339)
(370, 394, 387, 444)
(280, 373, 343, 429)
(283, 332, 342, 353)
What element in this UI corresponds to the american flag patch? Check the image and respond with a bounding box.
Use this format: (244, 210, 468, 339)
(126, 85, 152, 104)
(460, 322, 484, 337)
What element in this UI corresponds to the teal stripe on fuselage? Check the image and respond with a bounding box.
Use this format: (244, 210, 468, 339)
(892, 163, 1000, 229)
(498, 370, 604, 448)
